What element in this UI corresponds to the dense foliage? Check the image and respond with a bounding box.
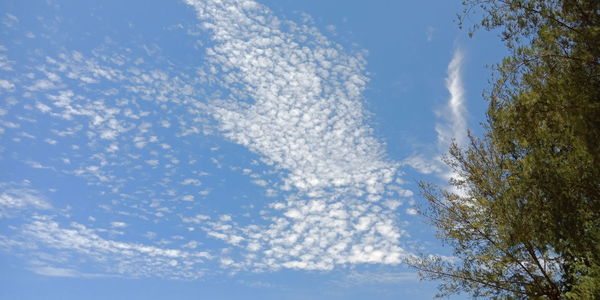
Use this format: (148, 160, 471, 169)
(414, 1, 599, 298)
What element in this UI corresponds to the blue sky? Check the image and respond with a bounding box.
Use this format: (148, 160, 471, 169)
(0, 0, 506, 299)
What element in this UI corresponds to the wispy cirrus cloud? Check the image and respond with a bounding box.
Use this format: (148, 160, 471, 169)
(0, 182, 52, 218)
(16, 216, 212, 280)
(29, 266, 107, 278)
(403, 47, 468, 180)
(341, 271, 418, 286)
(436, 47, 467, 149)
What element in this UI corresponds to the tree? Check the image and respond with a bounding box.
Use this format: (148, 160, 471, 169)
(412, 0, 600, 298)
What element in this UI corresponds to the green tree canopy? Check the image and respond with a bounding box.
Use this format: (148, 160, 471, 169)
(412, 0, 599, 298)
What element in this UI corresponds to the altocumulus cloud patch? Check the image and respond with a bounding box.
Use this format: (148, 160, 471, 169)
(0, 0, 417, 278)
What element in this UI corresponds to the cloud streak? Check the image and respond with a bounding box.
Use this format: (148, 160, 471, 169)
(437, 47, 467, 149)
(0, 182, 52, 218)
(16, 216, 212, 279)
(403, 47, 468, 182)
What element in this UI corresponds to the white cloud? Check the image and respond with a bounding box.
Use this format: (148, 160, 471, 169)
(110, 221, 127, 228)
(16, 216, 212, 279)
(431, 48, 472, 198)
(145, 159, 159, 166)
(436, 48, 467, 149)
(181, 195, 195, 201)
(0, 0, 418, 278)
(182, 0, 411, 271)
(342, 271, 418, 285)
(401, 154, 443, 175)
(405, 208, 418, 215)
(0, 184, 52, 217)
(181, 178, 202, 186)
(0, 79, 14, 90)
(426, 26, 435, 42)
(404, 47, 468, 183)
(30, 266, 106, 278)
(26, 79, 56, 91)
(1, 13, 19, 28)
(188, 0, 398, 197)
(181, 214, 211, 224)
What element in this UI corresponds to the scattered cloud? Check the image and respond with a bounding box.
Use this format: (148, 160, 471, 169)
(1, 13, 19, 28)
(0, 79, 15, 90)
(184, 0, 410, 271)
(13, 216, 212, 279)
(0, 0, 427, 279)
(110, 221, 128, 228)
(405, 208, 418, 215)
(401, 154, 443, 175)
(0, 182, 52, 217)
